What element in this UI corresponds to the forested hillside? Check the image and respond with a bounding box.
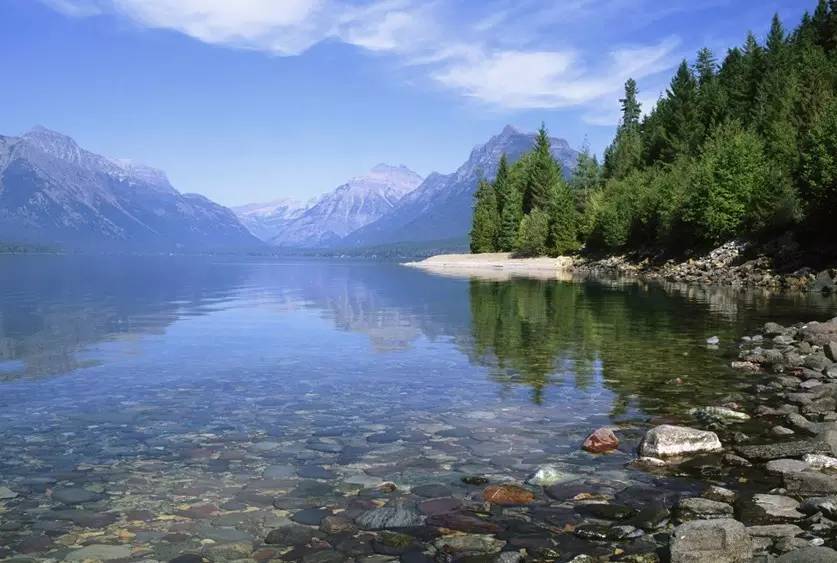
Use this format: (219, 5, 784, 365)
(471, 1, 837, 257)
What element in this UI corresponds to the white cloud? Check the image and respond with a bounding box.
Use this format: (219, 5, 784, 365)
(433, 38, 679, 114)
(40, 0, 684, 119)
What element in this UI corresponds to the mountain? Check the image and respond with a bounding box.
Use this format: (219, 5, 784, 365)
(259, 164, 423, 248)
(341, 125, 579, 249)
(0, 126, 261, 251)
(232, 198, 309, 241)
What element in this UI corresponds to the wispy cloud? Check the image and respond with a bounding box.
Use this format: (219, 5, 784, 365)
(40, 0, 690, 123)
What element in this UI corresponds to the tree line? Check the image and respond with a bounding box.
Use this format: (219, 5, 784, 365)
(471, 1, 837, 256)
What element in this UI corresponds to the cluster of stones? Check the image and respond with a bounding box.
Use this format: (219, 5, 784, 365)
(656, 316, 837, 562)
(574, 240, 836, 293)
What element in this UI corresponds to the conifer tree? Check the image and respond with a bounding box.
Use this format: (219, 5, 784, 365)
(494, 154, 521, 252)
(522, 124, 561, 213)
(660, 60, 701, 160)
(470, 178, 499, 253)
(604, 80, 643, 178)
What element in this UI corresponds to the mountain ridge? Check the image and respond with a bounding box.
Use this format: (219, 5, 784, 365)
(0, 126, 261, 251)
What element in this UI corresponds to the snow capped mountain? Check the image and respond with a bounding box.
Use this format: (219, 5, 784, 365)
(0, 126, 261, 251)
(238, 164, 423, 248)
(342, 125, 579, 249)
(232, 198, 310, 242)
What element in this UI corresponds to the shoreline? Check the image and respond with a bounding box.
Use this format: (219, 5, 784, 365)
(406, 243, 837, 293)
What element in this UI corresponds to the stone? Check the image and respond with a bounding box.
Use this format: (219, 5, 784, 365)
(626, 502, 670, 531)
(676, 497, 733, 521)
(773, 426, 795, 436)
(169, 555, 209, 563)
(826, 342, 837, 363)
(265, 525, 324, 546)
(526, 465, 577, 486)
(800, 496, 837, 518)
(577, 503, 635, 520)
(670, 519, 752, 563)
(804, 454, 837, 469)
(52, 487, 101, 505)
(64, 544, 134, 561)
(482, 484, 535, 505)
(356, 500, 424, 529)
(0, 486, 17, 500)
(461, 476, 488, 486)
(706, 336, 720, 345)
(425, 511, 503, 534)
(766, 459, 810, 475)
(746, 524, 803, 538)
(319, 515, 356, 534)
(411, 483, 452, 498)
(433, 533, 505, 555)
(582, 427, 619, 453)
(417, 497, 461, 516)
(784, 471, 837, 494)
(765, 322, 787, 337)
(745, 495, 804, 522)
(703, 486, 736, 503)
(787, 413, 821, 435)
(689, 406, 750, 422)
(292, 508, 331, 526)
(735, 440, 829, 461)
(639, 425, 722, 458)
(776, 546, 837, 562)
(722, 454, 752, 467)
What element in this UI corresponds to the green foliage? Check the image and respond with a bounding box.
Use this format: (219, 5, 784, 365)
(469, 4, 836, 257)
(522, 124, 562, 213)
(682, 122, 769, 244)
(799, 97, 837, 225)
(515, 208, 550, 257)
(494, 154, 522, 252)
(470, 179, 499, 253)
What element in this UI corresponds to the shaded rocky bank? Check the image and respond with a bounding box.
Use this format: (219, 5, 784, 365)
(574, 240, 837, 293)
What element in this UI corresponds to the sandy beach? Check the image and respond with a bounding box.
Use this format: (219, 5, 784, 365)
(403, 252, 575, 280)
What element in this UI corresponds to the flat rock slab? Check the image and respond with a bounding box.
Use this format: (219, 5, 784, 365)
(670, 518, 752, 563)
(776, 546, 837, 562)
(746, 524, 803, 538)
(64, 544, 133, 561)
(783, 471, 837, 495)
(676, 497, 733, 522)
(51, 487, 101, 505)
(0, 486, 18, 500)
(765, 459, 811, 475)
(739, 494, 803, 523)
(640, 425, 722, 458)
(734, 441, 829, 461)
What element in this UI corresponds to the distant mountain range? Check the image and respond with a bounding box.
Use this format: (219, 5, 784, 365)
(234, 164, 422, 248)
(0, 127, 261, 251)
(0, 125, 578, 253)
(237, 125, 579, 251)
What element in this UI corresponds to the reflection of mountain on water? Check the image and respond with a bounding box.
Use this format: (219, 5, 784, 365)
(0, 256, 249, 381)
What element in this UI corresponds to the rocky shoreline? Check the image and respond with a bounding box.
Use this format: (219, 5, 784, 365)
(573, 241, 837, 293)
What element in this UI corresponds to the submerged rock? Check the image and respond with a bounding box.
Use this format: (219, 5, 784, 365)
(482, 484, 535, 505)
(735, 440, 829, 461)
(582, 427, 620, 453)
(64, 544, 134, 561)
(356, 499, 424, 529)
(670, 518, 752, 563)
(689, 406, 750, 422)
(0, 486, 17, 500)
(639, 425, 722, 458)
(776, 546, 837, 562)
(526, 465, 577, 486)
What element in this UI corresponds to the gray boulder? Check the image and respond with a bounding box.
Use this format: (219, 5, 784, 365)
(640, 425, 722, 458)
(670, 518, 752, 563)
(776, 546, 837, 562)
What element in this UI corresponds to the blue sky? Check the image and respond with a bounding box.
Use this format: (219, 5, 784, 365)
(0, 0, 813, 206)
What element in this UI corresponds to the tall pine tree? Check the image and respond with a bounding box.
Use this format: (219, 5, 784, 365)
(494, 154, 521, 252)
(522, 124, 561, 213)
(470, 178, 499, 253)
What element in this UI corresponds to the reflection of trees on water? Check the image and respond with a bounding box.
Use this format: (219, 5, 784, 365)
(466, 279, 599, 404)
(464, 275, 836, 415)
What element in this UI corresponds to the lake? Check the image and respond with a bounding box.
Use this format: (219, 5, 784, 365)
(0, 255, 835, 561)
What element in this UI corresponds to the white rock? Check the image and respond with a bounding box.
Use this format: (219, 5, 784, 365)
(526, 465, 578, 486)
(0, 486, 18, 500)
(640, 425, 722, 458)
(804, 454, 837, 470)
(690, 406, 750, 421)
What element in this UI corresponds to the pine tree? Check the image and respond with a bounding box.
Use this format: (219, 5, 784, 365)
(620, 79, 642, 127)
(547, 178, 579, 256)
(494, 154, 521, 251)
(515, 208, 549, 257)
(694, 48, 718, 86)
(604, 80, 643, 178)
(470, 178, 499, 253)
(659, 60, 701, 161)
(522, 124, 561, 213)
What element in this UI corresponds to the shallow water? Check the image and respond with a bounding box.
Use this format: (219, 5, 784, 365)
(0, 255, 835, 560)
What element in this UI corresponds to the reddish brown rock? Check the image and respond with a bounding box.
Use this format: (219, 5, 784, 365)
(482, 484, 534, 505)
(582, 427, 620, 453)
